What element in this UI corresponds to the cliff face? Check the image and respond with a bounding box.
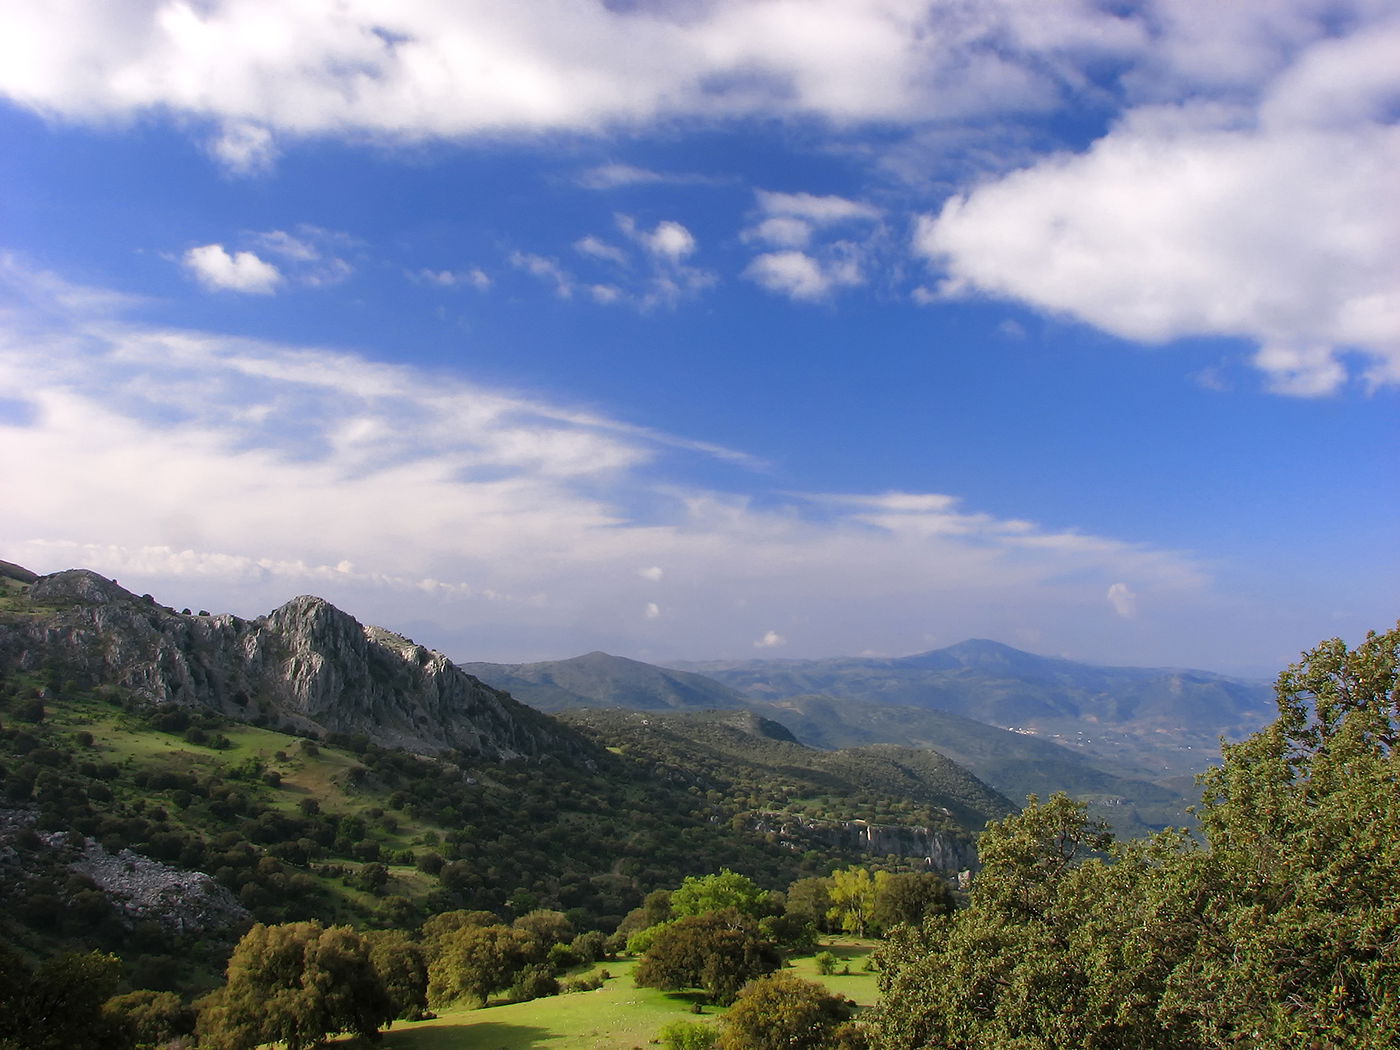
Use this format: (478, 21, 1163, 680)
(0, 567, 576, 759)
(754, 811, 979, 873)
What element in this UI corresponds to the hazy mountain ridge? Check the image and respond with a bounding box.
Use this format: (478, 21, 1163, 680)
(679, 638, 1275, 773)
(461, 650, 752, 712)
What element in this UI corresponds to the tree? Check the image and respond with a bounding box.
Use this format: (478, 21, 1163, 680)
(871, 624, 1400, 1050)
(102, 990, 196, 1049)
(197, 922, 393, 1050)
(634, 910, 782, 1005)
(0, 945, 130, 1050)
(671, 869, 772, 919)
(512, 909, 574, 960)
(871, 872, 953, 934)
(718, 972, 854, 1050)
(827, 867, 879, 937)
(426, 923, 533, 1008)
(362, 930, 428, 1021)
(785, 876, 834, 931)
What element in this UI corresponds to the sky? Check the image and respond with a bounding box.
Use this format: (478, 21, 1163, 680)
(0, 0, 1396, 677)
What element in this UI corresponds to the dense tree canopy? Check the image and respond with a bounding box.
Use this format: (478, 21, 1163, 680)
(634, 910, 782, 1005)
(196, 922, 393, 1050)
(719, 972, 855, 1050)
(871, 624, 1400, 1050)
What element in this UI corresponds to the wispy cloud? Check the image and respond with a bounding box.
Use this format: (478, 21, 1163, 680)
(0, 255, 1225, 662)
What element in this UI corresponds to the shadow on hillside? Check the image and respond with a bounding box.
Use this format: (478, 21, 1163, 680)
(372, 1020, 558, 1050)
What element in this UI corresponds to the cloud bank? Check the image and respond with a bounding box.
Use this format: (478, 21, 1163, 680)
(0, 253, 1220, 663)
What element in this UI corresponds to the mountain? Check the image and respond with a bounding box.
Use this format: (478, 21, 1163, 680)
(558, 707, 1016, 871)
(0, 566, 572, 759)
(680, 639, 1275, 776)
(2, 561, 1017, 985)
(749, 694, 1187, 833)
(460, 650, 750, 712)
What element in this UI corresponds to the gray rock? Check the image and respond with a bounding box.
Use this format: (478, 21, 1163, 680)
(1, 567, 579, 759)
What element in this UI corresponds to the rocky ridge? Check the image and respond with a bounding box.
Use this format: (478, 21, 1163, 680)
(0, 566, 579, 759)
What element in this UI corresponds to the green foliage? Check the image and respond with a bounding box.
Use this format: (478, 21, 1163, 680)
(814, 950, 839, 976)
(0, 944, 130, 1050)
(670, 869, 772, 919)
(426, 923, 533, 1008)
(102, 989, 196, 1049)
(871, 624, 1400, 1050)
(870, 871, 953, 933)
(827, 866, 879, 937)
(660, 1018, 720, 1050)
(196, 921, 393, 1050)
(718, 971, 854, 1050)
(634, 910, 782, 1005)
(362, 929, 429, 1021)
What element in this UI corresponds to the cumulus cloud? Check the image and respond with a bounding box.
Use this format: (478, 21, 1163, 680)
(644, 221, 696, 261)
(744, 248, 863, 302)
(916, 16, 1400, 394)
(644, 602, 661, 620)
(183, 244, 281, 294)
(208, 122, 277, 176)
(0, 255, 1241, 665)
(754, 630, 786, 649)
(0, 1, 1139, 143)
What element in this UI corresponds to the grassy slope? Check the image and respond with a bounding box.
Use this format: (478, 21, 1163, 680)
(370, 941, 878, 1050)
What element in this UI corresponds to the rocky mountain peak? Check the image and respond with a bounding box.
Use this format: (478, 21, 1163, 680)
(0, 563, 584, 761)
(28, 567, 134, 605)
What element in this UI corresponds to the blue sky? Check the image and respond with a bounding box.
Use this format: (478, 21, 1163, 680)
(1, 0, 1396, 676)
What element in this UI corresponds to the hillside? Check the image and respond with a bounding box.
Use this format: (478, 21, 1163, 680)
(461, 648, 1220, 831)
(559, 707, 1015, 869)
(0, 562, 1004, 987)
(461, 651, 750, 712)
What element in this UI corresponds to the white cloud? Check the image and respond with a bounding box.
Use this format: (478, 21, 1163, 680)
(208, 122, 277, 176)
(510, 251, 574, 299)
(745, 252, 828, 301)
(744, 248, 864, 303)
(0, 255, 1276, 666)
(0, 1, 1142, 145)
(754, 630, 786, 649)
(744, 217, 814, 249)
(182, 244, 282, 294)
(755, 190, 881, 225)
(644, 221, 695, 261)
(414, 268, 491, 291)
(1107, 582, 1137, 618)
(916, 17, 1400, 395)
(575, 236, 628, 265)
(644, 602, 661, 620)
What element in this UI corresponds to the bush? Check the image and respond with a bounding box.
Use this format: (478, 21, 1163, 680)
(659, 1019, 719, 1050)
(814, 950, 838, 976)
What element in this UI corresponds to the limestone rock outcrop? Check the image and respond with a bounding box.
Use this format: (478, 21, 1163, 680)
(1, 567, 578, 759)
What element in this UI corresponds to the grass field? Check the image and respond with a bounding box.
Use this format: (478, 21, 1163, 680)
(357, 942, 879, 1050)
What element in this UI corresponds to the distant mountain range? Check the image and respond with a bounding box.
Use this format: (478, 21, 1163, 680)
(465, 641, 1277, 832)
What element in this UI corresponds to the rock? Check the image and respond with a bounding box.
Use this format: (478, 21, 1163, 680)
(0, 568, 584, 759)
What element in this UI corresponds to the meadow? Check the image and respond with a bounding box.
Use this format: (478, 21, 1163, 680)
(367, 941, 878, 1050)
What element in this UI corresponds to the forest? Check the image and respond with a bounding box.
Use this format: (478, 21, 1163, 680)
(1, 621, 1396, 1049)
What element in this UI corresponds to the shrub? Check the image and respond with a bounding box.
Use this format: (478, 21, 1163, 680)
(659, 1019, 719, 1050)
